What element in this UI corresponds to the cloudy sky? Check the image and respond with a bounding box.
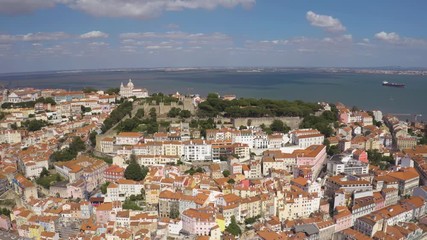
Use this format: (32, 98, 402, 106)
(0, 0, 426, 73)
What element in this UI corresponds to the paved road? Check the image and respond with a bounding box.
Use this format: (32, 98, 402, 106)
(0, 230, 31, 240)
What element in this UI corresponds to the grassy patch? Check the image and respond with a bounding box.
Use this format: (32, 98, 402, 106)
(36, 174, 63, 189)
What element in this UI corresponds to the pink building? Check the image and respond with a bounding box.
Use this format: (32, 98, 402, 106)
(373, 192, 385, 211)
(339, 111, 350, 124)
(181, 207, 217, 236)
(0, 215, 11, 230)
(334, 206, 353, 232)
(240, 179, 250, 188)
(104, 165, 125, 182)
(67, 179, 85, 199)
(96, 202, 113, 224)
(353, 149, 368, 164)
(294, 145, 327, 180)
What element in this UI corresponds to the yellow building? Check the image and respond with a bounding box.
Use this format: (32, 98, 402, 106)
(28, 224, 44, 240)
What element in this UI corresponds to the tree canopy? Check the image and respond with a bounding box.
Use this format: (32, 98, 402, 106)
(82, 87, 98, 93)
(105, 87, 120, 95)
(226, 216, 241, 236)
(101, 101, 133, 133)
(167, 107, 181, 118)
(184, 167, 204, 175)
(50, 137, 86, 162)
(124, 156, 148, 181)
(270, 119, 291, 133)
(300, 110, 337, 137)
(197, 94, 320, 118)
(101, 182, 110, 194)
(23, 119, 48, 131)
(1, 97, 56, 109)
(367, 149, 394, 170)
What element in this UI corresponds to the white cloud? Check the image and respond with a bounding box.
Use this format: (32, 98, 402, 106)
(89, 41, 109, 47)
(80, 31, 109, 39)
(306, 11, 346, 32)
(145, 45, 173, 50)
(374, 31, 426, 46)
(374, 31, 400, 43)
(67, 0, 255, 19)
(0, 32, 70, 42)
(120, 31, 231, 41)
(0, 0, 57, 15)
(0, 0, 255, 18)
(22, 32, 70, 41)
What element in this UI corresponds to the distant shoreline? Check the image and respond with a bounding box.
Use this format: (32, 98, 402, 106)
(0, 70, 425, 121)
(1, 67, 427, 77)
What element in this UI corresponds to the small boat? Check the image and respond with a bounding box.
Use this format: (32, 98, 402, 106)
(382, 81, 405, 87)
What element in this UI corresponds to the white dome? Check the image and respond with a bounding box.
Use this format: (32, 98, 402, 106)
(127, 79, 134, 88)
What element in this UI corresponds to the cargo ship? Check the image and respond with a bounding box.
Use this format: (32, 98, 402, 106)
(382, 81, 405, 87)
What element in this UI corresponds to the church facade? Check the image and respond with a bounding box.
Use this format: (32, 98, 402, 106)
(119, 79, 149, 99)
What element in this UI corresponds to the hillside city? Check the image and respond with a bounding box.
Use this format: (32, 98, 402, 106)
(0, 79, 426, 240)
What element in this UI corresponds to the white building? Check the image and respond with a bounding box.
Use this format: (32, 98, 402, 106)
(327, 154, 369, 176)
(182, 140, 212, 161)
(137, 155, 179, 166)
(116, 132, 143, 145)
(100, 137, 114, 154)
(0, 130, 21, 144)
(372, 110, 383, 123)
(295, 133, 324, 148)
(290, 129, 324, 148)
(22, 160, 49, 179)
(277, 189, 320, 221)
(233, 130, 255, 148)
(119, 79, 149, 99)
(105, 179, 144, 202)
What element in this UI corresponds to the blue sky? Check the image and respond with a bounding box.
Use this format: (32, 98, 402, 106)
(1, 0, 427, 73)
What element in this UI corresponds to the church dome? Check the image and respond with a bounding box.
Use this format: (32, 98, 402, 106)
(127, 79, 134, 88)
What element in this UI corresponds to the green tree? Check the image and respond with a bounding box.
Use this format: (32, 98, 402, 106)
(222, 170, 231, 177)
(300, 112, 336, 137)
(170, 208, 180, 219)
(149, 107, 157, 120)
(105, 87, 120, 95)
(189, 119, 198, 128)
(124, 156, 148, 181)
(50, 137, 86, 162)
(81, 106, 92, 113)
(134, 109, 145, 119)
(244, 215, 261, 225)
(327, 145, 340, 156)
(69, 137, 86, 153)
(101, 182, 110, 194)
(226, 216, 241, 236)
(24, 119, 48, 131)
(270, 119, 291, 133)
(0, 112, 6, 121)
(40, 167, 50, 178)
(122, 199, 143, 210)
(167, 107, 181, 117)
(101, 101, 133, 133)
(207, 93, 219, 99)
(89, 131, 97, 147)
(179, 110, 191, 119)
(116, 118, 141, 132)
(82, 87, 98, 93)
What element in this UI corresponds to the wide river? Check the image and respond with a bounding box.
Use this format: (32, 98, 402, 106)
(0, 69, 426, 121)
